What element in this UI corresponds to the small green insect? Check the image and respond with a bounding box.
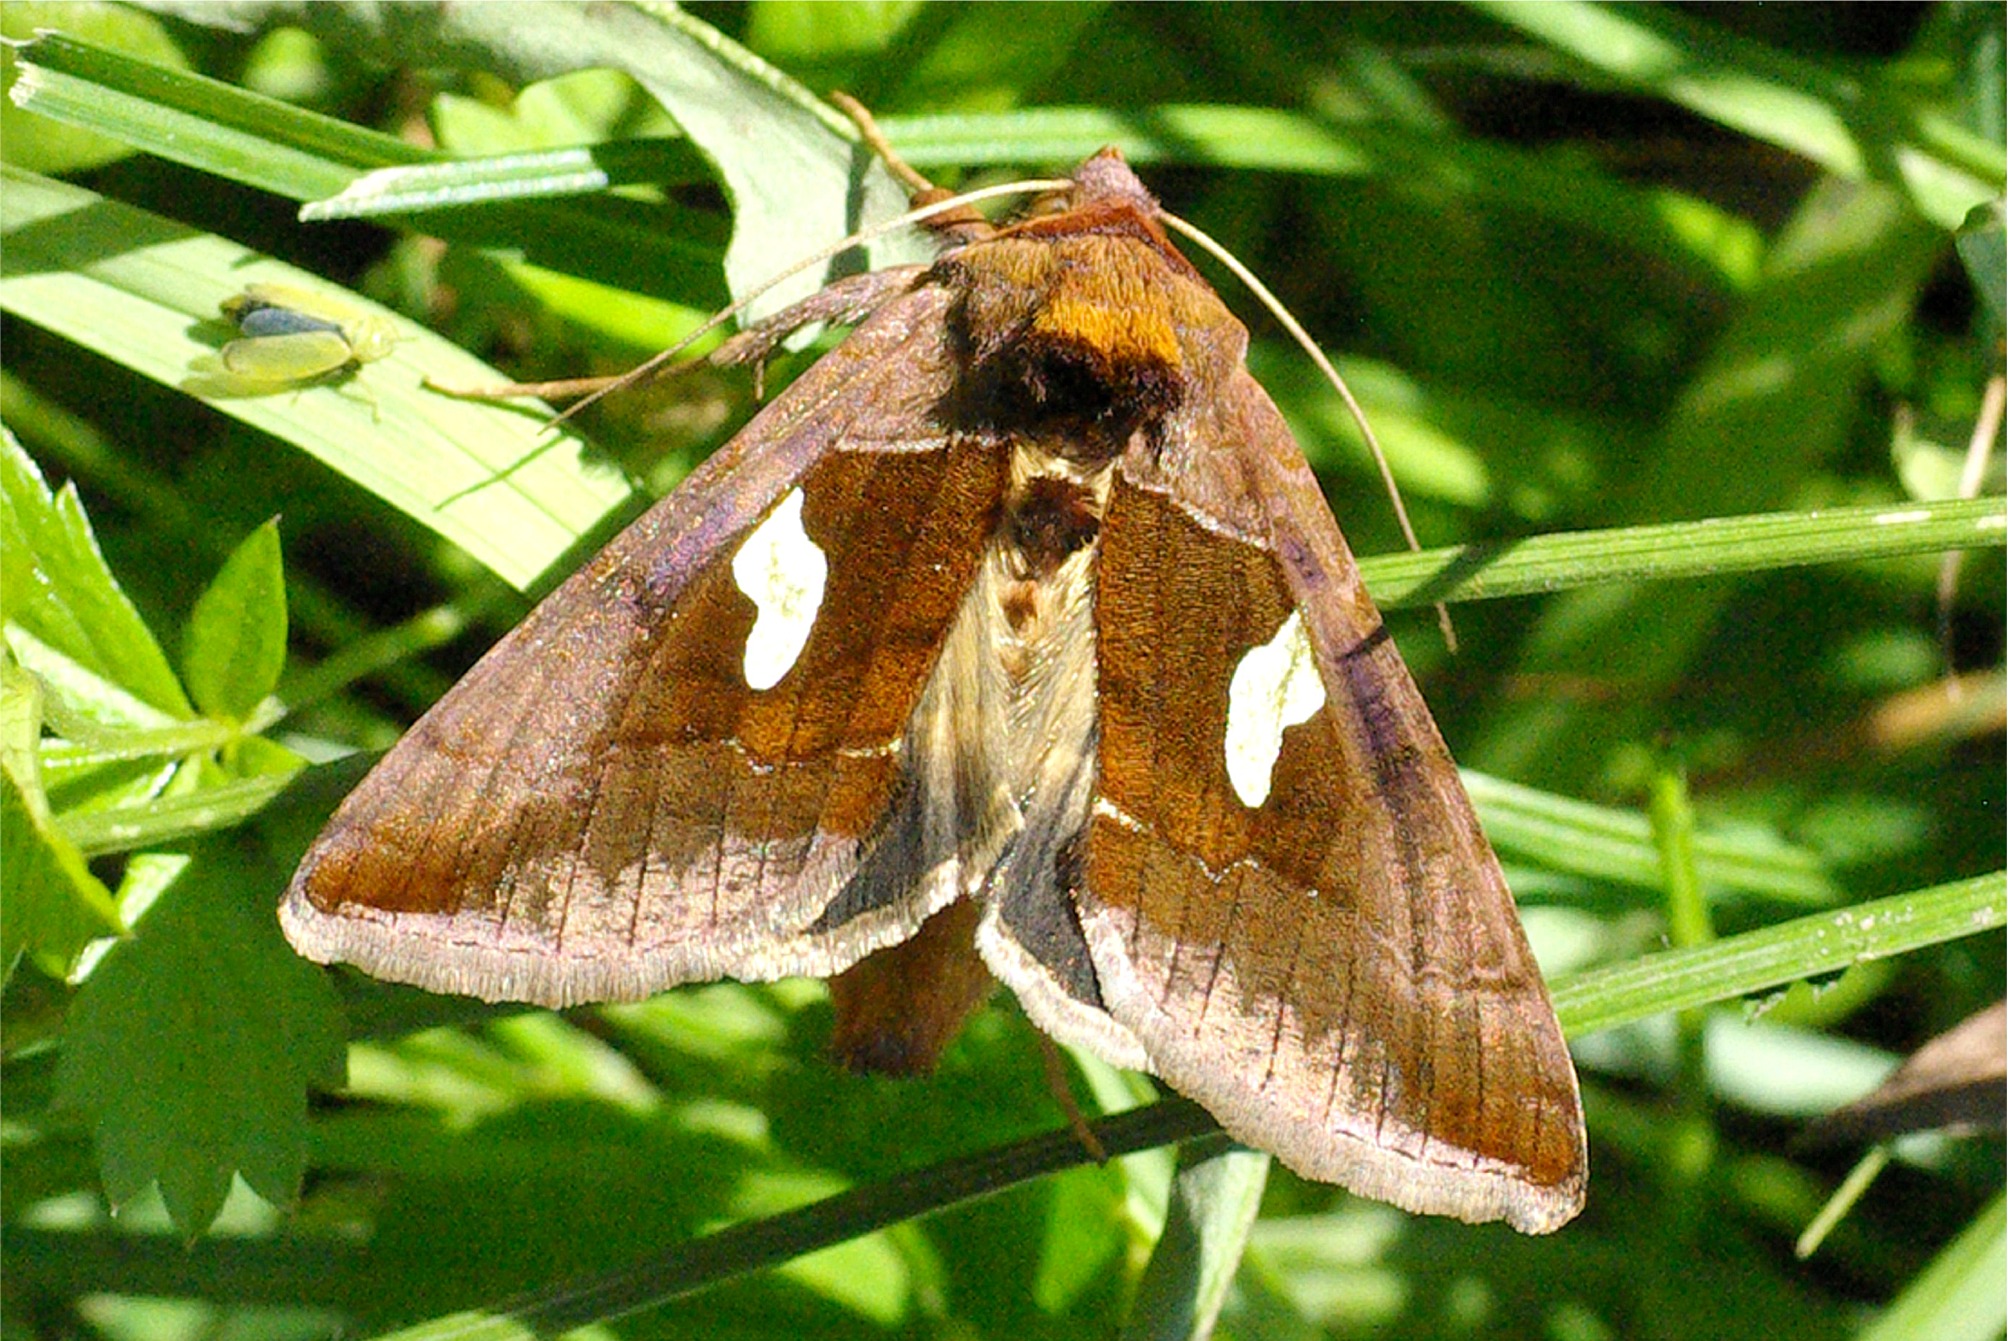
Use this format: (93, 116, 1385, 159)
(214, 282, 398, 386)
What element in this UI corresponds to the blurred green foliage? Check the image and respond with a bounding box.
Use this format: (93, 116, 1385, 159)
(2, 4, 2003, 1340)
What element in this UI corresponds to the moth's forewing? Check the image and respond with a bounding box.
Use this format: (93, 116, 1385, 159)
(281, 282, 1007, 1005)
(1085, 381, 1582, 1234)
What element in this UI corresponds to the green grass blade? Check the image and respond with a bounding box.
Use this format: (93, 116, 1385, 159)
(1476, 1, 2004, 227)
(1360, 495, 2007, 608)
(1465, 772, 1842, 907)
(1552, 871, 2008, 1037)
(371, 1100, 1219, 1341)
(1856, 1190, 2007, 1341)
(7, 30, 729, 304)
(878, 105, 1759, 286)
(301, 140, 710, 218)
(9, 29, 424, 198)
(0, 166, 632, 590)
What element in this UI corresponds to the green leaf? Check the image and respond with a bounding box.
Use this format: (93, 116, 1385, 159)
(0, 166, 633, 592)
(0, 427, 190, 721)
(111, 3, 933, 311)
(59, 768, 297, 858)
(51, 827, 346, 1237)
(1856, 1191, 2007, 1341)
(1123, 1140, 1270, 1341)
(0, 654, 123, 979)
(535, 0, 934, 312)
(7, 28, 728, 328)
(1957, 198, 2005, 334)
(0, 764, 121, 979)
(0, 1, 188, 175)
(182, 519, 287, 724)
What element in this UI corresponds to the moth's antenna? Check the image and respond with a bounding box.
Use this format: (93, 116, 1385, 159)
(830, 92, 935, 198)
(1160, 212, 1458, 651)
(538, 94, 1066, 424)
(539, 175, 1070, 427)
(435, 162, 1070, 501)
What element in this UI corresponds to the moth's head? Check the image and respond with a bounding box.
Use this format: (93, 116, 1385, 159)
(1070, 147, 1159, 213)
(1019, 147, 1159, 222)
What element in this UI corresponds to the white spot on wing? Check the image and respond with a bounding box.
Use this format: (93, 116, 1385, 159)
(1224, 610, 1324, 808)
(732, 488, 827, 691)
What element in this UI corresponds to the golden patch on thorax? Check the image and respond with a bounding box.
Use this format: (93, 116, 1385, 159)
(1029, 241, 1187, 373)
(968, 232, 1217, 369)
(948, 227, 1236, 450)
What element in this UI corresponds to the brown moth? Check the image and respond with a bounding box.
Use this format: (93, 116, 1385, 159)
(282, 131, 1587, 1233)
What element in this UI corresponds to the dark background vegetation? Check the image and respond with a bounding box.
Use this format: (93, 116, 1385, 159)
(3, 4, 2002, 1340)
